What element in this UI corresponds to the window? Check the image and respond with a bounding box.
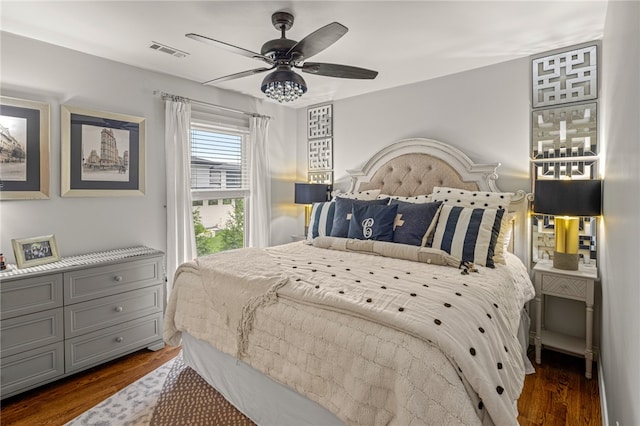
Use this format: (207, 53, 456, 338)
(191, 126, 247, 190)
(191, 121, 249, 256)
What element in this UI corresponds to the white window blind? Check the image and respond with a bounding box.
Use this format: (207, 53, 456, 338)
(190, 122, 249, 200)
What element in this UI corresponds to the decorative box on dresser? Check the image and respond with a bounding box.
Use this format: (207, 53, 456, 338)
(0, 246, 165, 399)
(533, 259, 597, 379)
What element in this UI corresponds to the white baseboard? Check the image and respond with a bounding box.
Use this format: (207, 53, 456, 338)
(598, 360, 609, 426)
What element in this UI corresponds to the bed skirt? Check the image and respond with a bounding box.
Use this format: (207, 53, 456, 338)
(182, 332, 344, 426)
(181, 304, 532, 426)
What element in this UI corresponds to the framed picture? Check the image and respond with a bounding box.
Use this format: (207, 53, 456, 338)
(0, 96, 50, 200)
(61, 105, 145, 197)
(12, 234, 60, 269)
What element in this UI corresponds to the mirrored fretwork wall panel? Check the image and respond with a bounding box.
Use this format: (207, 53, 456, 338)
(530, 42, 600, 265)
(307, 104, 333, 186)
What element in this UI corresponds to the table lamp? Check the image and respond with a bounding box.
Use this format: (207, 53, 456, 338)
(534, 179, 602, 270)
(294, 183, 330, 235)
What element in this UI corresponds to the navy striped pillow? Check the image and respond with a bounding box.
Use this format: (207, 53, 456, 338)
(431, 205, 505, 267)
(307, 202, 336, 240)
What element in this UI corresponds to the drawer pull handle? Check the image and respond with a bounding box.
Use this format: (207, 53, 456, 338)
(114, 275, 123, 282)
(115, 336, 124, 343)
(115, 306, 124, 312)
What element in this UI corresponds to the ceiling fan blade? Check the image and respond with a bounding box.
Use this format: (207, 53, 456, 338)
(301, 62, 378, 79)
(186, 33, 273, 64)
(287, 22, 348, 61)
(203, 66, 275, 85)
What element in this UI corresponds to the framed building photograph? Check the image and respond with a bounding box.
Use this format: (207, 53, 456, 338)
(61, 105, 146, 197)
(0, 96, 50, 200)
(12, 234, 60, 269)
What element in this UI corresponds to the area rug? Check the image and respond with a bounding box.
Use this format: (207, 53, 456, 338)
(66, 353, 254, 426)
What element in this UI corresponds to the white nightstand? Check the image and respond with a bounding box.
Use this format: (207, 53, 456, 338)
(533, 259, 597, 379)
(290, 235, 307, 242)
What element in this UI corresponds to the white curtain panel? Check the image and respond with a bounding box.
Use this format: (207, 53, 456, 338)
(248, 116, 272, 248)
(164, 99, 196, 292)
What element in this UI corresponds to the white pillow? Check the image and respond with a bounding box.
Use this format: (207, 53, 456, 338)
(494, 212, 517, 264)
(377, 194, 433, 203)
(431, 186, 512, 210)
(332, 189, 381, 200)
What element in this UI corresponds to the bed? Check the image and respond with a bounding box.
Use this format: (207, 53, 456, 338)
(164, 138, 535, 426)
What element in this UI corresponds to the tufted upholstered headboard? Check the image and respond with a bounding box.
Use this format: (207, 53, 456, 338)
(356, 153, 481, 196)
(346, 138, 502, 194)
(344, 138, 531, 267)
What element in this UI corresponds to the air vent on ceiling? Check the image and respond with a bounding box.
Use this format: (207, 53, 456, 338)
(148, 41, 189, 58)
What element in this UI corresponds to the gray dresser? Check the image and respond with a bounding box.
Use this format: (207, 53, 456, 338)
(0, 246, 165, 399)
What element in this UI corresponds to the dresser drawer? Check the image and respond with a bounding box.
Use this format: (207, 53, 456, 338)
(0, 342, 64, 397)
(65, 285, 163, 338)
(65, 312, 162, 373)
(64, 257, 163, 304)
(0, 274, 63, 320)
(542, 274, 587, 300)
(1, 308, 63, 358)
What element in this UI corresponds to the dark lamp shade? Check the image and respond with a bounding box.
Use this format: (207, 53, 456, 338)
(534, 179, 602, 216)
(294, 183, 329, 204)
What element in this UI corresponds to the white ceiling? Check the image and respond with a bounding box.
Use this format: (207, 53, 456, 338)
(1, 1, 609, 108)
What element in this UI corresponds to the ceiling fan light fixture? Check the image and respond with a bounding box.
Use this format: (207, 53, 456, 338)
(261, 68, 307, 103)
(189, 11, 377, 98)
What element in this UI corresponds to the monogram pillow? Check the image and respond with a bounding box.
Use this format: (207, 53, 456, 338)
(347, 203, 398, 242)
(330, 197, 390, 238)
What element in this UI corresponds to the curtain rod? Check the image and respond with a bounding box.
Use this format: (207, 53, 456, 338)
(153, 90, 271, 120)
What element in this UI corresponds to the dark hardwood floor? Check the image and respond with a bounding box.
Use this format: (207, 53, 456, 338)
(1, 345, 600, 425)
(0, 345, 181, 426)
(518, 348, 601, 425)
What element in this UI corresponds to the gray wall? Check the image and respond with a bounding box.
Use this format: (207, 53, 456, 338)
(297, 58, 531, 195)
(601, 2, 640, 425)
(0, 32, 298, 263)
(294, 57, 532, 243)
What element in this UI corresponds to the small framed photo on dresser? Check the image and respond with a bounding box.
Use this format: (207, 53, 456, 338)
(12, 234, 60, 269)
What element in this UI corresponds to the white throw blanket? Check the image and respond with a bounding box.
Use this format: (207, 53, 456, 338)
(164, 248, 288, 356)
(164, 241, 534, 425)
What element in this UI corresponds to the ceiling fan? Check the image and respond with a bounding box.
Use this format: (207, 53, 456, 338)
(186, 11, 378, 103)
